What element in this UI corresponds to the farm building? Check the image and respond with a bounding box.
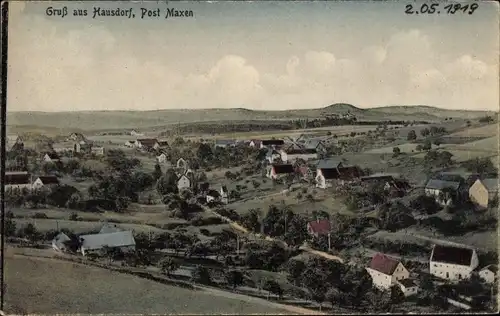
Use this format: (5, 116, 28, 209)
(306, 219, 331, 238)
(42, 152, 61, 163)
(365, 253, 410, 290)
(468, 178, 499, 209)
(52, 232, 71, 252)
(315, 165, 362, 188)
(279, 148, 318, 163)
(135, 138, 160, 150)
(266, 164, 295, 180)
(5, 171, 32, 191)
(397, 279, 419, 297)
(424, 179, 462, 205)
(429, 244, 479, 281)
(478, 265, 498, 284)
(78, 231, 136, 256)
(261, 139, 285, 149)
(32, 175, 60, 189)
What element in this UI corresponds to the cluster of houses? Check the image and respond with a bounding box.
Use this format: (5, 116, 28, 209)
(366, 244, 497, 303)
(4, 171, 60, 191)
(52, 223, 136, 256)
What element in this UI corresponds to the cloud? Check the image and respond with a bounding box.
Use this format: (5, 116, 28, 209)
(7, 12, 498, 112)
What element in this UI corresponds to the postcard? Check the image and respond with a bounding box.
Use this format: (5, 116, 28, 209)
(1, 0, 499, 314)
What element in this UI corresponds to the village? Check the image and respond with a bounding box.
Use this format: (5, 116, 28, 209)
(3, 112, 498, 314)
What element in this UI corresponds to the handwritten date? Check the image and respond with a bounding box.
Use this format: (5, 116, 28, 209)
(405, 3, 479, 15)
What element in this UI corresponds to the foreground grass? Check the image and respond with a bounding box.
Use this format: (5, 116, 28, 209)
(4, 252, 295, 315)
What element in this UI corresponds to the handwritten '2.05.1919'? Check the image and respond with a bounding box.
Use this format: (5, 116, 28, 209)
(45, 6, 195, 19)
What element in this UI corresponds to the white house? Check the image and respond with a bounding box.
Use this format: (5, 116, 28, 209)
(220, 185, 229, 204)
(279, 148, 318, 163)
(32, 176, 60, 189)
(366, 253, 410, 290)
(157, 153, 167, 163)
(315, 168, 340, 189)
(5, 171, 32, 191)
(78, 231, 136, 256)
(51, 232, 71, 252)
(425, 178, 461, 205)
(177, 174, 192, 191)
(43, 152, 61, 163)
(479, 265, 497, 284)
(397, 279, 419, 297)
(429, 244, 479, 281)
(124, 140, 135, 148)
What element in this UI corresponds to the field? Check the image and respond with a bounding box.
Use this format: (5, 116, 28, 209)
(4, 252, 294, 315)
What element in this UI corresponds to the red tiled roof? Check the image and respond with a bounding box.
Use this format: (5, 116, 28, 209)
(307, 219, 331, 235)
(369, 253, 401, 275)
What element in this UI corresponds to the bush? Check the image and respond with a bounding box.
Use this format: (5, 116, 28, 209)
(33, 212, 48, 219)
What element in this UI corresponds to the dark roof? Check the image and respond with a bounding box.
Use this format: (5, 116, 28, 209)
(37, 176, 60, 185)
(158, 141, 169, 147)
(361, 173, 397, 182)
(207, 189, 221, 197)
(137, 138, 158, 146)
(317, 159, 343, 169)
(398, 279, 417, 288)
(272, 164, 295, 174)
(426, 179, 461, 190)
(369, 253, 401, 275)
(5, 173, 31, 185)
(262, 140, 285, 146)
(480, 178, 499, 193)
(390, 179, 411, 190)
(44, 152, 60, 160)
(319, 168, 340, 180)
(307, 220, 331, 235)
(481, 264, 498, 274)
(286, 148, 318, 155)
(338, 166, 363, 179)
(430, 245, 474, 266)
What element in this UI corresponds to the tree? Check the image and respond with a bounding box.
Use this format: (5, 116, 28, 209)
(407, 130, 417, 141)
(410, 195, 440, 215)
(158, 257, 180, 276)
(153, 164, 163, 181)
(390, 285, 405, 304)
(462, 158, 498, 176)
(20, 223, 41, 244)
(156, 168, 179, 195)
(392, 147, 401, 157)
(263, 279, 283, 300)
(191, 265, 212, 285)
(5, 218, 16, 237)
(225, 269, 244, 290)
(420, 128, 430, 137)
(433, 139, 442, 146)
(422, 140, 432, 151)
(416, 144, 423, 152)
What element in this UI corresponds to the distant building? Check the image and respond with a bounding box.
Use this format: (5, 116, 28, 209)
(32, 176, 60, 189)
(42, 152, 61, 163)
(214, 139, 237, 148)
(248, 140, 262, 148)
(366, 253, 410, 290)
(306, 219, 331, 238)
(78, 231, 136, 256)
(425, 179, 462, 205)
(52, 232, 71, 252)
(91, 146, 105, 156)
(220, 185, 229, 204)
(429, 244, 479, 281)
(176, 158, 188, 170)
(5, 171, 32, 191)
(280, 148, 318, 163)
(479, 265, 498, 284)
(74, 142, 92, 154)
(261, 139, 285, 149)
(176, 170, 194, 191)
(157, 153, 167, 163)
(157, 140, 170, 149)
(130, 130, 144, 136)
(135, 138, 160, 151)
(316, 159, 344, 170)
(468, 178, 499, 209)
(267, 164, 295, 180)
(66, 133, 86, 142)
(124, 140, 135, 148)
(315, 165, 362, 188)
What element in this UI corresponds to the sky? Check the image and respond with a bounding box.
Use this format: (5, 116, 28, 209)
(7, 1, 500, 112)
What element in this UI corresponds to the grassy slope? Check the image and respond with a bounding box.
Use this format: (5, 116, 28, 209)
(7, 104, 494, 132)
(4, 254, 292, 315)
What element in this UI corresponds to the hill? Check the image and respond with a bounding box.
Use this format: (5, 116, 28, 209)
(7, 104, 494, 132)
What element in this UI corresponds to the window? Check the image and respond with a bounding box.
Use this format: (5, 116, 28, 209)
(458, 274, 462, 279)
(446, 272, 449, 278)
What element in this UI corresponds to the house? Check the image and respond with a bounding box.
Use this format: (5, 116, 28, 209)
(479, 265, 497, 284)
(5, 171, 32, 190)
(124, 140, 135, 148)
(397, 279, 419, 297)
(316, 159, 344, 170)
(157, 140, 169, 149)
(469, 178, 499, 209)
(280, 148, 318, 163)
(99, 223, 122, 234)
(177, 170, 194, 191)
(206, 189, 221, 203)
(429, 244, 479, 281)
(176, 158, 188, 170)
(361, 173, 411, 195)
(91, 146, 105, 156)
(260, 139, 285, 149)
(248, 140, 262, 148)
(32, 176, 60, 189)
(156, 153, 167, 163)
(267, 164, 295, 180)
(66, 132, 86, 142)
(215, 139, 237, 148)
(425, 178, 462, 205)
(366, 253, 410, 290)
(135, 138, 160, 150)
(74, 142, 93, 154)
(42, 152, 61, 163)
(302, 139, 327, 152)
(265, 149, 282, 163)
(52, 232, 71, 252)
(316, 166, 362, 188)
(306, 219, 331, 238)
(130, 130, 144, 136)
(220, 186, 229, 204)
(78, 231, 136, 256)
